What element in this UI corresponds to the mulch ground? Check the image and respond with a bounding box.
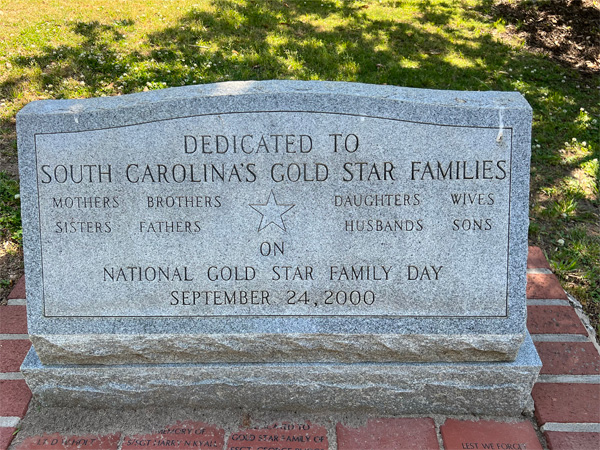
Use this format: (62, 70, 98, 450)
(493, 0, 599, 74)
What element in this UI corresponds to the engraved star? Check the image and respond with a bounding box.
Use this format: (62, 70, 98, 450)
(249, 190, 295, 232)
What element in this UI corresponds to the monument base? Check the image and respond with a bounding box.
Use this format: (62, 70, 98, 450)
(21, 333, 541, 416)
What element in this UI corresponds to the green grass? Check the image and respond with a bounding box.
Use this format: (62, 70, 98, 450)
(0, 0, 598, 327)
(0, 172, 21, 244)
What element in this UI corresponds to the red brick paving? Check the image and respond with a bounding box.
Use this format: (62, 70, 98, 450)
(7, 276, 25, 300)
(527, 246, 551, 269)
(440, 419, 542, 450)
(0, 306, 27, 334)
(0, 340, 31, 373)
(336, 418, 437, 450)
(14, 433, 121, 449)
(226, 422, 327, 450)
(122, 421, 224, 449)
(3, 247, 600, 450)
(535, 341, 600, 375)
(526, 273, 568, 300)
(0, 428, 16, 450)
(532, 383, 600, 425)
(0, 380, 31, 418)
(544, 431, 600, 450)
(527, 305, 588, 335)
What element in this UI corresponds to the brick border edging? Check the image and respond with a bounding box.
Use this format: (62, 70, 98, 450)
(0, 275, 30, 450)
(526, 246, 600, 449)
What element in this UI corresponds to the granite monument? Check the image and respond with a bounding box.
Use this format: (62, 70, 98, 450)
(18, 80, 541, 414)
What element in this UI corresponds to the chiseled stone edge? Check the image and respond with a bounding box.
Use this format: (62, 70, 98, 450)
(30, 332, 525, 365)
(21, 333, 541, 415)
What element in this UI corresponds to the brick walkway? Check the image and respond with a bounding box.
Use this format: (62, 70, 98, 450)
(1, 248, 598, 449)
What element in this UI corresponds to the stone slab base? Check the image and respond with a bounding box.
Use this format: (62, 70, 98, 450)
(21, 333, 541, 416)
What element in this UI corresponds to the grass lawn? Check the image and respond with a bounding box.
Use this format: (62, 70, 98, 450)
(0, 0, 598, 330)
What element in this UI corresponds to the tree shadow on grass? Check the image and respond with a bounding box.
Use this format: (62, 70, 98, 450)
(140, 0, 513, 90)
(491, 0, 599, 74)
(0, 0, 521, 98)
(4, 20, 143, 97)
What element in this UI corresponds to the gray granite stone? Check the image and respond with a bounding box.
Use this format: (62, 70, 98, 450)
(18, 81, 533, 365)
(21, 332, 541, 416)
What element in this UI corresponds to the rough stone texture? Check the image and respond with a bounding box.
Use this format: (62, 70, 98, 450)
(0, 339, 31, 373)
(0, 306, 27, 334)
(544, 431, 600, 450)
(532, 383, 600, 425)
(336, 418, 437, 450)
(14, 433, 121, 449)
(226, 422, 327, 450)
(527, 247, 550, 270)
(535, 341, 600, 375)
(526, 274, 568, 300)
(440, 418, 542, 450)
(30, 333, 523, 365)
(527, 305, 588, 335)
(17, 81, 533, 365)
(21, 334, 540, 415)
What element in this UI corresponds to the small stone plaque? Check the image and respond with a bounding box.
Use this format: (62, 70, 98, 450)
(226, 422, 328, 450)
(122, 422, 225, 450)
(18, 81, 533, 365)
(15, 433, 121, 450)
(439, 419, 543, 450)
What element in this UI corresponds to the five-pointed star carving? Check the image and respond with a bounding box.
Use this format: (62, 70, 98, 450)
(249, 190, 295, 232)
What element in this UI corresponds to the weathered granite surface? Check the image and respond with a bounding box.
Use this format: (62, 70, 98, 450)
(21, 333, 541, 415)
(30, 333, 524, 365)
(18, 81, 533, 365)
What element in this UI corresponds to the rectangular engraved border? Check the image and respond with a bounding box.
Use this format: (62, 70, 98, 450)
(35, 111, 513, 319)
